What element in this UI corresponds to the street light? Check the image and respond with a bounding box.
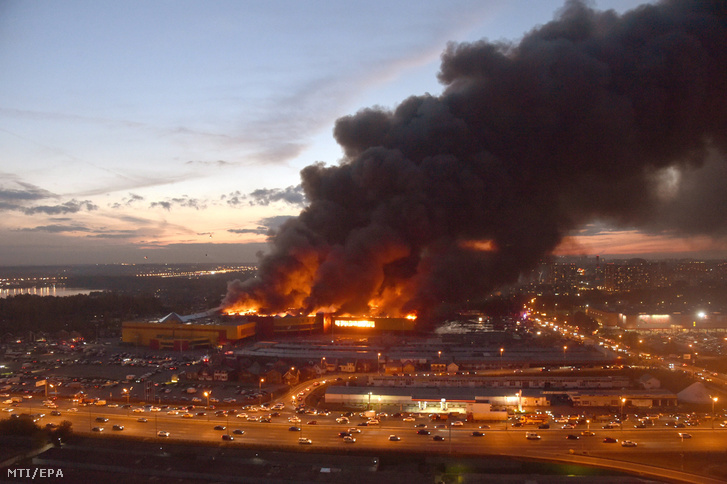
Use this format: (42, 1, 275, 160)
(563, 345, 567, 365)
(713, 396, 719, 429)
(259, 378, 265, 405)
(204, 391, 210, 408)
(620, 397, 626, 431)
(500, 348, 504, 370)
(377, 353, 381, 375)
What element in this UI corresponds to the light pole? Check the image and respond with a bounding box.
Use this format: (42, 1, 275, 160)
(377, 353, 381, 374)
(500, 348, 504, 370)
(563, 345, 567, 365)
(204, 391, 210, 409)
(368, 392, 372, 410)
(259, 378, 264, 406)
(713, 396, 718, 429)
(620, 397, 626, 431)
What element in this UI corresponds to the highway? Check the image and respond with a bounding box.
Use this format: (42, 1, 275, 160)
(10, 400, 727, 466)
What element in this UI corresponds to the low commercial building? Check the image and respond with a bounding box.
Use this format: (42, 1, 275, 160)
(122, 312, 256, 349)
(566, 389, 677, 408)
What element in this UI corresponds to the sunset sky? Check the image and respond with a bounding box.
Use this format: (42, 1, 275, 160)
(3, 0, 725, 266)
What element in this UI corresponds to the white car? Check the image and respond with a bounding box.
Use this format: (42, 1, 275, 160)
(402, 417, 416, 422)
(526, 432, 541, 440)
(343, 436, 356, 443)
(298, 438, 312, 445)
(157, 430, 170, 437)
(621, 440, 637, 447)
(451, 421, 464, 427)
(678, 433, 692, 439)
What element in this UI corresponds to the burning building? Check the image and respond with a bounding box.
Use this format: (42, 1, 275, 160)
(222, 1, 727, 325)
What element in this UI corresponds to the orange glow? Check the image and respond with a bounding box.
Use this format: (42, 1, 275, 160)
(460, 239, 496, 251)
(405, 313, 417, 320)
(334, 319, 375, 328)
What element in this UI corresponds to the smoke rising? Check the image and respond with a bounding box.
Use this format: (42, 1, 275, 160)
(223, 0, 727, 320)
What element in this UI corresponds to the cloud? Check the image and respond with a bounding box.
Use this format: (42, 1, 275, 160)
(227, 215, 295, 237)
(185, 160, 234, 167)
(110, 193, 144, 209)
(22, 199, 98, 215)
(150, 196, 206, 211)
(20, 224, 91, 233)
(0, 181, 55, 202)
(224, 185, 306, 207)
(228, 227, 269, 235)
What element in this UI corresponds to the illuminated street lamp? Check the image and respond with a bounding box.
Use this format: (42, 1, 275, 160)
(713, 396, 719, 429)
(204, 391, 210, 408)
(259, 378, 265, 405)
(500, 348, 504, 370)
(563, 345, 567, 365)
(620, 397, 626, 430)
(377, 353, 381, 375)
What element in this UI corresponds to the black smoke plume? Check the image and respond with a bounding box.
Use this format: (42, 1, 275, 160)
(223, 0, 727, 321)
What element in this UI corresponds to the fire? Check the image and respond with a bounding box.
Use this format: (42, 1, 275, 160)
(405, 313, 417, 320)
(460, 239, 497, 252)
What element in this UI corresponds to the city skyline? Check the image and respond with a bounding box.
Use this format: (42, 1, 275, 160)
(3, 0, 727, 267)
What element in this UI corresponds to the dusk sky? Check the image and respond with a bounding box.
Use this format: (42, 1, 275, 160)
(2, 0, 725, 266)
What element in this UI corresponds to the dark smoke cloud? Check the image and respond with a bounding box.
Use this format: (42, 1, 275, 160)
(224, 0, 727, 320)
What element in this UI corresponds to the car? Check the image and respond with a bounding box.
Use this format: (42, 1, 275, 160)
(388, 435, 401, 441)
(137, 417, 148, 423)
(298, 438, 312, 445)
(580, 431, 595, 436)
(112, 425, 124, 431)
(478, 425, 491, 429)
(451, 421, 464, 427)
(357, 422, 368, 426)
(674, 423, 686, 428)
(367, 419, 380, 425)
(678, 433, 692, 439)
(621, 440, 637, 447)
(233, 429, 245, 435)
(434, 424, 446, 429)
(433, 435, 445, 441)
(157, 431, 170, 437)
(182, 413, 193, 418)
(471, 431, 485, 437)
(565, 434, 579, 440)
(95, 417, 108, 422)
(417, 429, 431, 435)
(45, 423, 58, 429)
(214, 425, 226, 430)
(338, 431, 351, 438)
(603, 437, 618, 443)
(196, 412, 206, 416)
(343, 436, 356, 443)
(402, 417, 416, 422)
(307, 420, 317, 425)
(50, 410, 61, 416)
(289, 426, 301, 431)
(414, 423, 427, 428)
(132, 408, 144, 413)
(526, 432, 541, 440)
(336, 417, 349, 424)
(347, 427, 362, 434)
(221, 434, 234, 441)
(562, 424, 575, 429)
(538, 424, 550, 429)
(92, 427, 104, 432)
